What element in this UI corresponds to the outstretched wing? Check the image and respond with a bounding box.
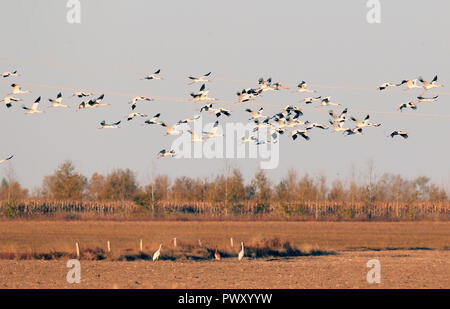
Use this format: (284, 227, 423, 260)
(31, 101, 40, 111)
(0, 155, 14, 163)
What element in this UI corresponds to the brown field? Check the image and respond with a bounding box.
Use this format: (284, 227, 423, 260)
(0, 221, 449, 288)
(1, 250, 449, 289)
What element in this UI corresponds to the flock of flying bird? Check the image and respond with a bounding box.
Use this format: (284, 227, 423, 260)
(0, 69, 443, 264)
(377, 75, 443, 138)
(0, 69, 445, 161)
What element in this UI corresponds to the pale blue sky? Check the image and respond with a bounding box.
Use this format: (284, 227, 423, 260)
(0, 0, 449, 191)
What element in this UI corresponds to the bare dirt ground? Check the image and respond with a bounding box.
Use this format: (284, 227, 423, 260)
(1, 250, 448, 289)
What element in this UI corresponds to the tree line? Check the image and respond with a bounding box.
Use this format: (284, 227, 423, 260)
(1, 160, 448, 207)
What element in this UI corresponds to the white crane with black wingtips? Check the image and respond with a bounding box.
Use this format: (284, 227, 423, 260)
(48, 93, 69, 108)
(22, 97, 44, 114)
(1, 71, 20, 78)
(389, 130, 408, 139)
(1, 96, 22, 108)
(188, 72, 211, 85)
(9, 83, 30, 95)
(141, 69, 163, 80)
(152, 244, 162, 261)
(99, 120, 121, 129)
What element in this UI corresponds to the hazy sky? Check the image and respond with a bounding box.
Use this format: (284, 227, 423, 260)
(0, 0, 449, 190)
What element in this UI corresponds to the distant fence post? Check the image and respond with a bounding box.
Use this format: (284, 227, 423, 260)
(75, 242, 80, 259)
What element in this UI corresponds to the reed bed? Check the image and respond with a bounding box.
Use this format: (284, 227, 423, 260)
(1, 199, 449, 220)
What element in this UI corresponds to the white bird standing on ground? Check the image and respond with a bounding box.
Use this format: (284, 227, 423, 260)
(48, 92, 69, 108)
(0, 155, 13, 164)
(99, 120, 121, 129)
(1, 71, 20, 78)
(188, 72, 211, 85)
(294, 81, 316, 93)
(159, 122, 184, 135)
(152, 244, 162, 261)
(417, 95, 438, 103)
(389, 130, 408, 139)
(238, 242, 244, 261)
(129, 96, 153, 110)
(214, 248, 221, 260)
(9, 83, 30, 95)
(157, 149, 176, 159)
(22, 97, 44, 114)
(142, 69, 163, 80)
(398, 101, 417, 112)
(418, 75, 444, 92)
(0, 96, 22, 108)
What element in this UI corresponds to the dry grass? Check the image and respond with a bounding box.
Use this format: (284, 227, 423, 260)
(0, 221, 448, 261)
